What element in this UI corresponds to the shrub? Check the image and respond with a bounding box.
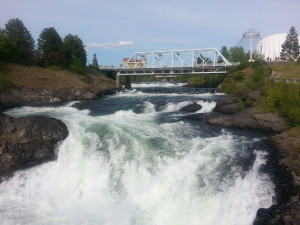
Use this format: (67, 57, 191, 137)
(224, 82, 238, 94)
(186, 76, 205, 87)
(0, 74, 13, 88)
(260, 82, 300, 126)
(70, 58, 86, 75)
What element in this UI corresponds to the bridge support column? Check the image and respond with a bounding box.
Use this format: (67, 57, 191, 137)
(116, 75, 121, 88)
(125, 75, 131, 89)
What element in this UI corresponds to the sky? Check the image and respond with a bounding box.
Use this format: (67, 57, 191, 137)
(1, 0, 300, 66)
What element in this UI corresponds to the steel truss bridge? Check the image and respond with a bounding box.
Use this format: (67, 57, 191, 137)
(100, 48, 238, 76)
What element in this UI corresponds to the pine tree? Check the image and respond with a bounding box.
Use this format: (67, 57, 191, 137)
(62, 34, 87, 74)
(220, 46, 230, 60)
(4, 18, 35, 65)
(280, 26, 300, 61)
(92, 53, 99, 68)
(62, 34, 87, 66)
(37, 27, 63, 66)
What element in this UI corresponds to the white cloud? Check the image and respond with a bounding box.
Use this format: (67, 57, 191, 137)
(87, 41, 134, 48)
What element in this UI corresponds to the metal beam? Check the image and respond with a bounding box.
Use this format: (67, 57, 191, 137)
(118, 48, 233, 76)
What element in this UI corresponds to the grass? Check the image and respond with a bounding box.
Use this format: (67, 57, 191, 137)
(271, 63, 300, 79)
(0, 63, 114, 90)
(260, 82, 300, 127)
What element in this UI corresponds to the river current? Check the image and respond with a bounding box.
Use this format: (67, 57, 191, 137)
(0, 82, 274, 225)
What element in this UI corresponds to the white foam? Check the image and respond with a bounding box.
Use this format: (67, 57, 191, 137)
(0, 95, 274, 225)
(162, 100, 216, 113)
(131, 82, 186, 88)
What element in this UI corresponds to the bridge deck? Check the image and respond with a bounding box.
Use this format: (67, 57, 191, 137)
(100, 64, 237, 75)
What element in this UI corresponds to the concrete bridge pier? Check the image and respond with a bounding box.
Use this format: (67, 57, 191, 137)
(116, 75, 121, 88)
(125, 75, 131, 89)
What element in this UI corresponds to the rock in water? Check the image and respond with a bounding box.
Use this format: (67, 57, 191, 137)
(180, 102, 202, 112)
(0, 113, 69, 176)
(207, 108, 287, 133)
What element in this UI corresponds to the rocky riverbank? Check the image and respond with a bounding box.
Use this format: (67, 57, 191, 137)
(184, 92, 300, 225)
(0, 63, 117, 110)
(0, 85, 116, 110)
(0, 113, 69, 180)
(0, 63, 117, 179)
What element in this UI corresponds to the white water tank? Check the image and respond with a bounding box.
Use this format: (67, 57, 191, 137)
(256, 33, 300, 60)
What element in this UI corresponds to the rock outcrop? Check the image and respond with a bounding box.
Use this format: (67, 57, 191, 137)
(270, 127, 300, 183)
(254, 127, 300, 225)
(0, 113, 69, 177)
(180, 102, 202, 112)
(208, 108, 287, 132)
(0, 85, 116, 110)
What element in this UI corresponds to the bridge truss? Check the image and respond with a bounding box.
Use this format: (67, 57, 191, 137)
(117, 48, 233, 76)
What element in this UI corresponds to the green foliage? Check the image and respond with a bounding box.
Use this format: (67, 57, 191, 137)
(260, 82, 300, 126)
(223, 82, 238, 94)
(37, 27, 63, 67)
(0, 34, 16, 62)
(197, 54, 212, 64)
(232, 71, 245, 81)
(70, 58, 86, 75)
(0, 74, 13, 88)
(4, 18, 35, 65)
(220, 46, 230, 60)
(62, 34, 87, 68)
(218, 46, 231, 63)
(175, 74, 226, 88)
(237, 101, 246, 110)
(1, 18, 90, 75)
(186, 76, 205, 87)
(233, 61, 250, 71)
(229, 46, 248, 62)
(224, 63, 270, 94)
(129, 75, 156, 82)
(272, 63, 300, 79)
(281, 26, 300, 61)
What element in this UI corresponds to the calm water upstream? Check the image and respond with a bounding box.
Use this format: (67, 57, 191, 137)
(0, 82, 274, 225)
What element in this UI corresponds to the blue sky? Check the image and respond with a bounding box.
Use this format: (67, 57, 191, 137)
(1, 0, 299, 66)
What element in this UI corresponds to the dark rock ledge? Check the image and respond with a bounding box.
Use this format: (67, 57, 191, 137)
(184, 94, 287, 133)
(0, 85, 117, 111)
(0, 113, 69, 180)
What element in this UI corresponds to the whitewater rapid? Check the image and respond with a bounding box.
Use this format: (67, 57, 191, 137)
(0, 83, 274, 225)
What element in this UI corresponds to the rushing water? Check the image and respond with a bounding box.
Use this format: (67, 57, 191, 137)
(0, 82, 275, 225)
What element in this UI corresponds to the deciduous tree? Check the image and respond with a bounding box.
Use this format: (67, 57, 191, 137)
(229, 47, 247, 62)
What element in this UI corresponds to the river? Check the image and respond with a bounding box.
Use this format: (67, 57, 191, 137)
(0, 82, 274, 225)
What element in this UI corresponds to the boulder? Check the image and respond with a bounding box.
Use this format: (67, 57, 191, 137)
(214, 96, 241, 113)
(180, 102, 202, 112)
(207, 108, 287, 132)
(0, 113, 69, 177)
(215, 102, 240, 113)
